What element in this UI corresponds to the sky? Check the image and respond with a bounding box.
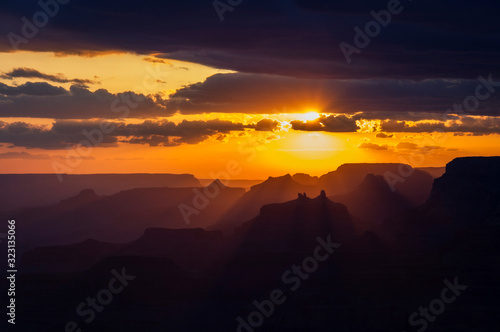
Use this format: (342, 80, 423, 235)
(0, 0, 499, 178)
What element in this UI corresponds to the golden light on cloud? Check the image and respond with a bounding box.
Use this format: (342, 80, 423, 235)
(356, 119, 381, 133)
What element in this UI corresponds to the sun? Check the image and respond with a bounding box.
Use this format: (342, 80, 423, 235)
(301, 111, 321, 121)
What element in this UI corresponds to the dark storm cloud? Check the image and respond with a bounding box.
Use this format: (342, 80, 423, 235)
(254, 119, 281, 131)
(0, 120, 119, 149)
(4, 74, 500, 120)
(1, 114, 498, 150)
(0, 118, 249, 149)
(1, 67, 98, 84)
(291, 115, 359, 132)
(0, 83, 170, 118)
(289, 114, 500, 136)
(168, 73, 500, 117)
(0, 81, 67, 96)
(0, 0, 499, 79)
(118, 119, 247, 146)
(381, 117, 500, 135)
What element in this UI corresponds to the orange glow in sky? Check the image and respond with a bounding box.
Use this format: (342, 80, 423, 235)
(0, 52, 499, 178)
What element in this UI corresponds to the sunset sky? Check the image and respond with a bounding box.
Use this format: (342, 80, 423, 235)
(0, 0, 499, 178)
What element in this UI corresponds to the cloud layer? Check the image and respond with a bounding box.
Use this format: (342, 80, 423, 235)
(0, 118, 259, 149)
(1, 0, 499, 79)
(168, 73, 500, 116)
(2, 67, 98, 84)
(0, 83, 170, 119)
